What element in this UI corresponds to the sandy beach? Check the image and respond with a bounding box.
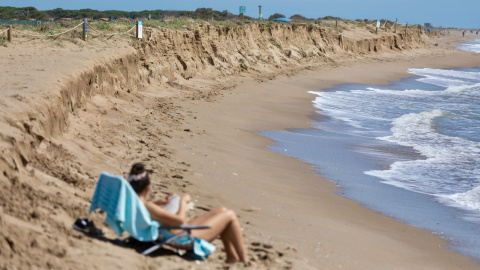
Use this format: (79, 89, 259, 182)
(1, 23, 480, 269)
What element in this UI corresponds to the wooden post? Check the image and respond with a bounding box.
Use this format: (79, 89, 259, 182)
(336, 17, 338, 28)
(83, 19, 87, 41)
(136, 21, 139, 38)
(385, 20, 388, 32)
(394, 18, 397, 33)
(405, 22, 408, 35)
(7, 25, 12, 42)
(241, 13, 244, 22)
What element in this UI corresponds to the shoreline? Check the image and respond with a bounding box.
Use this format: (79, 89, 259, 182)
(171, 36, 480, 268)
(265, 65, 480, 263)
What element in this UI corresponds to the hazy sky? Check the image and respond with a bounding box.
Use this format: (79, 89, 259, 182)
(2, 0, 478, 28)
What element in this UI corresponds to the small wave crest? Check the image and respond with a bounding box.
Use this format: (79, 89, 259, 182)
(379, 110, 444, 157)
(409, 68, 480, 89)
(371, 109, 480, 195)
(457, 39, 480, 53)
(409, 68, 480, 81)
(444, 186, 480, 211)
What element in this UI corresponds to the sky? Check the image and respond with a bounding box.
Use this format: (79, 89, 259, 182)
(2, 0, 479, 28)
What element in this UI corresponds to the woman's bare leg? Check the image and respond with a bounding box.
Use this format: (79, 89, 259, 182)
(188, 207, 249, 263)
(187, 207, 225, 227)
(188, 208, 241, 262)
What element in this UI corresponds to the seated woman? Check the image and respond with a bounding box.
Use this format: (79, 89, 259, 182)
(127, 163, 249, 264)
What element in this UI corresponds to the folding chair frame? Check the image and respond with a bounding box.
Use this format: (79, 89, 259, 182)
(141, 225, 211, 257)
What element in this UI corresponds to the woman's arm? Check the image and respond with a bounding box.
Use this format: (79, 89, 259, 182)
(145, 194, 191, 226)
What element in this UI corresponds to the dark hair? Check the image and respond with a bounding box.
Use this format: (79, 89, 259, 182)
(127, 163, 150, 194)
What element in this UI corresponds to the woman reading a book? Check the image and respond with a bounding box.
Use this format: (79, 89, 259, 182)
(127, 162, 249, 264)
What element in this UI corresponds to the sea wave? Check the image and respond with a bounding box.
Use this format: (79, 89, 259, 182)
(409, 68, 480, 89)
(444, 186, 480, 211)
(378, 109, 445, 155)
(409, 68, 480, 81)
(457, 39, 480, 53)
(368, 108, 480, 195)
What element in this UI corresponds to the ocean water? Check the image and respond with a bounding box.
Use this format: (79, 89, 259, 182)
(260, 41, 480, 262)
(458, 38, 480, 53)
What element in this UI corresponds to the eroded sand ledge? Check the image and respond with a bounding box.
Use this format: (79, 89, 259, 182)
(1, 23, 479, 269)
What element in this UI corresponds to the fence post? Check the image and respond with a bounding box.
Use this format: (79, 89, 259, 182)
(8, 25, 12, 42)
(336, 17, 338, 28)
(385, 20, 388, 32)
(394, 18, 397, 33)
(83, 19, 88, 41)
(405, 22, 408, 35)
(136, 21, 143, 39)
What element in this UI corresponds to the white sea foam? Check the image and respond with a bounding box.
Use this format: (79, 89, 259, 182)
(457, 39, 480, 53)
(367, 87, 438, 96)
(311, 67, 480, 198)
(309, 90, 389, 130)
(409, 68, 480, 81)
(378, 110, 445, 158)
(444, 83, 480, 94)
(368, 83, 480, 96)
(368, 108, 480, 195)
(408, 68, 480, 91)
(445, 186, 480, 211)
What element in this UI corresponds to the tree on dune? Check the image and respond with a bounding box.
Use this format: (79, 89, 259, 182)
(268, 13, 286, 21)
(290, 14, 310, 22)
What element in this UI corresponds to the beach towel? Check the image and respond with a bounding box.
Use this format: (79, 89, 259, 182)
(89, 172, 159, 241)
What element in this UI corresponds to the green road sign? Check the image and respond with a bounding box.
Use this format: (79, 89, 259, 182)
(239, 6, 246, 13)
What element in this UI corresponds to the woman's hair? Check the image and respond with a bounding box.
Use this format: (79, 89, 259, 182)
(127, 162, 150, 194)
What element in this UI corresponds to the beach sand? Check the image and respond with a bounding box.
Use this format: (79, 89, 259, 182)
(1, 25, 480, 269)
